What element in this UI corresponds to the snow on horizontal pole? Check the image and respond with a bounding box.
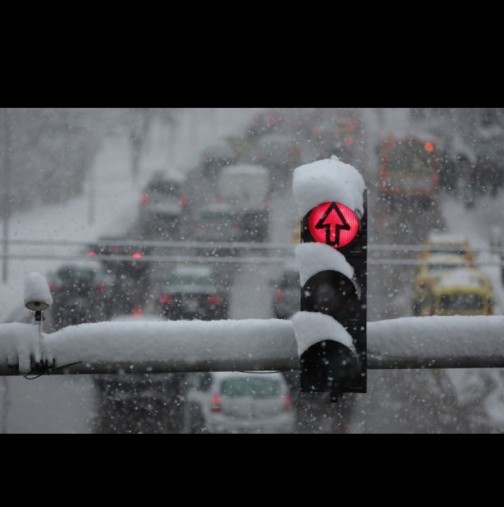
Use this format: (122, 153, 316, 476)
(2, 316, 504, 375)
(368, 316, 504, 369)
(0, 320, 299, 376)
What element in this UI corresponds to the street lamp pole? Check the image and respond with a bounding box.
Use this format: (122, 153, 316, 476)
(2, 108, 11, 283)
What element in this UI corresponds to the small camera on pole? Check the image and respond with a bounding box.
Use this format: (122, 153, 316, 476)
(24, 272, 52, 329)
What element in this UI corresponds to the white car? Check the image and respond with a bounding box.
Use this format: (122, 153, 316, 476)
(183, 371, 295, 434)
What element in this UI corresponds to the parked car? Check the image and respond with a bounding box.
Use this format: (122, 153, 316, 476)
(183, 371, 295, 433)
(151, 265, 229, 320)
(138, 172, 187, 238)
(47, 262, 114, 330)
(271, 264, 300, 319)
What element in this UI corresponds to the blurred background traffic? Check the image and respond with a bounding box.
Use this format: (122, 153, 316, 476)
(2, 107, 504, 433)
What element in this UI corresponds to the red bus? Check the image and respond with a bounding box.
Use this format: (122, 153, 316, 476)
(378, 136, 439, 209)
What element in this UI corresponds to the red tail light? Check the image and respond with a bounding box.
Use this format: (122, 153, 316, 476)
(158, 293, 173, 305)
(95, 283, 107, 293)
(88, 250, 97, 257)
(179, 194, 188, 209)
(132, 306, 144, 318)
(140, 192, 149, 206)
(346, 121, 358, 132)
(274, 289, 285, 302)
(48, 283, 59, 293)
(207, 294, 222, 305)
(283, 394, 292, 413)
(211, 394, 222, 413)
(131, 251, 143, 260)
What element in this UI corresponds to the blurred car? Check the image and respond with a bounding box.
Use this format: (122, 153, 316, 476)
(411, 254, 472, 315)
(217, 164, 271, 242)
(138, 171, 187, 238)
(193, 202, 241, 256)
(271, 264, 300, 319)
(183, 371, 295, 433)
(88, 237, 153, 316)
(151, 265, 229, 320)
(47, 262, 114, 330)
(249, 132, 302, 189)
(93, 314, 186, 434)
(420, 269, 494, 316)
(200, 143, 238, 180)
(420, 233, 476, 265)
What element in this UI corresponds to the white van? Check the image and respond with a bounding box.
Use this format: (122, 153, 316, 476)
(217, 164, 270, 241)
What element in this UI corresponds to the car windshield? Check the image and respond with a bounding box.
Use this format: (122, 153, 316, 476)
(427, 263, 464, 274)
(220, 377, 282, 398)
(166, 275, 215, 286)
(439, 294, 485, 311)
(147, 181, 180, 196)
(57, 268, 96, 283)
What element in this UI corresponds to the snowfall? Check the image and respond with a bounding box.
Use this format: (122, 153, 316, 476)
(2, 108, 504, 432)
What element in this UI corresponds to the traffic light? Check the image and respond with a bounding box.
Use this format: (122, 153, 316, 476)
(292, 157, 367, 400)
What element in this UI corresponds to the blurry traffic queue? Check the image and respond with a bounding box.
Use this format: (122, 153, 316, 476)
(44, 109, 368, 433)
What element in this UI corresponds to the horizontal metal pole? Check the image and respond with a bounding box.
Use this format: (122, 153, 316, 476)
(2, 316, 504, 376)
(0, 254, 500, 268)
(1, 237, 502, 256)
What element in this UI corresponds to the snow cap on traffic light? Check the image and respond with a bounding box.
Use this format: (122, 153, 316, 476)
(291, 311, 356, 360)
(293, 155, 366, 220)
(295, 242, 354, 286)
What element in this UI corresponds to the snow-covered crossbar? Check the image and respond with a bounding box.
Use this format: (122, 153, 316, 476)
(1, 316, 504, 376)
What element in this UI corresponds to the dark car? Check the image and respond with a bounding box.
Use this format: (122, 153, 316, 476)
(88, 237, 153, 316)
(151, 265, 229, 320)
(92, 314, 186, 434)
(47, 262, 114, 330)
(271, 264, 300, 319)
(200, 144, 238, 180)
(138, 172, 187, 238)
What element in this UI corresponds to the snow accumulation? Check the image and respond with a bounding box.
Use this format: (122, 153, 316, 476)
(3, 314, 504, 375)
(292, 156, 365, 219)
(295, 243, 354, 287)
(23, 272, 52, 310)
(291, 311, 355, 357)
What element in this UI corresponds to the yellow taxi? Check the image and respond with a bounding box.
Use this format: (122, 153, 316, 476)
(411, 253, 471, 315)
(419, 232, 476, 265)
(420, 268, 494, 316)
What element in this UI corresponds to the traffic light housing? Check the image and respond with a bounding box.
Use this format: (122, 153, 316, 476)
(292, 157, 367, 400)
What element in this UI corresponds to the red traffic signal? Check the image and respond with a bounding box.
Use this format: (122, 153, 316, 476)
(307, 201, 360, 249)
